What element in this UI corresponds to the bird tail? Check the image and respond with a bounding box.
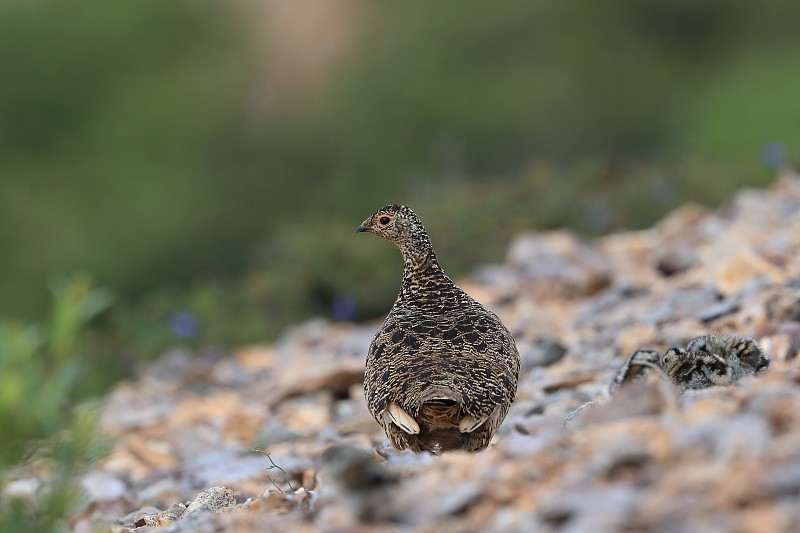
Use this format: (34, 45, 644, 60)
(419, 385, 462, 406)
(417, 386, 464, 430)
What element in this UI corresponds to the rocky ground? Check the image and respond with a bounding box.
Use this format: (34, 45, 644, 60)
(63, 175, 800, 531)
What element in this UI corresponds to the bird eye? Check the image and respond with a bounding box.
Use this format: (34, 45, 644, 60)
(379, 216, 391, 225)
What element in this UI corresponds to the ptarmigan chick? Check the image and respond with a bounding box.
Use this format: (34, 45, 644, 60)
(608, 349, 664, 394)
(662, 334, 769, 392)
(610, 335, 770, 395)
(357, 205, 520, 453)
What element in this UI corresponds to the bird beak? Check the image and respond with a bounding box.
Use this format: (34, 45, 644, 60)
(356, 225, 369, 233)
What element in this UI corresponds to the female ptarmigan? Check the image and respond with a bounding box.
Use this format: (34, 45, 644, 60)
(357, 205, 520, 453)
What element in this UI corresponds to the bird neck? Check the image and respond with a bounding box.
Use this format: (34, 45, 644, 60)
(398, 244, 452, 297)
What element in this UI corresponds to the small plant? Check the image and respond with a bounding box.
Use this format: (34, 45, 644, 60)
(0, 274, 113, 531)
(251, 447, 296, 494)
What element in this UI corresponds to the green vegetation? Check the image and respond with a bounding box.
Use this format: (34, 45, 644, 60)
(2, 0, 796, 332)
(0, 276, 112, 531)
(1, 0, 797, 362)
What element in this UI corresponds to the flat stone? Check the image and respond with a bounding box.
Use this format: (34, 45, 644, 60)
(507, 231, 612, 295)
(519, 335, 568, 369)
(713, 249, 785, 296)
(80, 472, 129, 503)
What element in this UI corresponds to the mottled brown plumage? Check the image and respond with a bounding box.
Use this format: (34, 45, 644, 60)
(609, 349, 664, 394)
(662, 334, 769, 392)
(357, 205, 520, 453)
(611, 335, 770, 395)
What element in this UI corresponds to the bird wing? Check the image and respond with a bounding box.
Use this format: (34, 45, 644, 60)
(365, 311, 518, 421)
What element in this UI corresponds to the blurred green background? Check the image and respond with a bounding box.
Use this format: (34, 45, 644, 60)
(2, 0, 800, 464)
(2, 0, 799, 524)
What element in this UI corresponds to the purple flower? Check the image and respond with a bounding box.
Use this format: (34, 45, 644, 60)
(761, 142, 787, 169)
(169, 310, 199, 339)
(331, 294, 357, 321)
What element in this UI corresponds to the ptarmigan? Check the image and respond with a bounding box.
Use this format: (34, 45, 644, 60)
(357, 204, 520, 453)
(662, 334, 769, 392)
(610, 335, 770, 394)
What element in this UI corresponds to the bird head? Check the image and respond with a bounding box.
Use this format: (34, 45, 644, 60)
(357, 205, 438, 270)
(357, 204, 418, 244)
